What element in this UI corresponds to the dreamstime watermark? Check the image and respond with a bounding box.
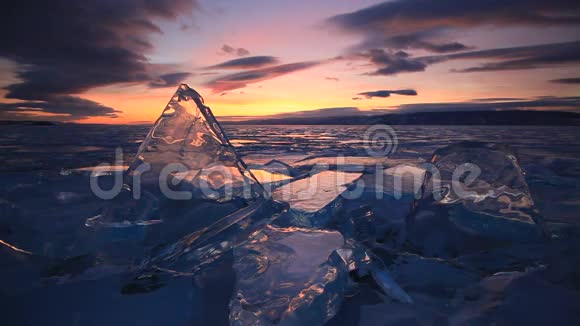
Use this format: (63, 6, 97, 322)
(363, 124, 398, 157)
(89, 124, 482, 203)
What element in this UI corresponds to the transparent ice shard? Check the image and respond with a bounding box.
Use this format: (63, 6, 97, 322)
(125, 198, 285, 281)
(371, 267, 414, 304)
(126, 83, 263, 201)
(334, 240, 373, 275)
(86, 84, 283, 262)
(229, 225, 347, 326)
(407, 142, 544, 258)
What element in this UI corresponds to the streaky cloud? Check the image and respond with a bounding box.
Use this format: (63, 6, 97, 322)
(550, 77, 580, 84)
(396, 96, 580, 113)
(148, 72, 192, 88)
(358, 89, 418, 99)
(328, 1, 580, 42)
(346, 41, 580, 76)
(0, 95, 120, 121)
(207, 56, 280, 70)
(206, 61, 321, 92)
(472, 98, 527, 102)
(327, 0, 580, 58)
(442, 41, 580, 72)
(381, 31, 474, 53)
(344, 49, 427, 75)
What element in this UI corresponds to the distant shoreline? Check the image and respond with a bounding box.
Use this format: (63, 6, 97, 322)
(0, 120, 57, 126)
(223, 110, 580, 126)
(2, 110, 579, 126)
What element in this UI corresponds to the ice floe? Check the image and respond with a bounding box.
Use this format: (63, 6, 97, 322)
(272, 170, 362, 227)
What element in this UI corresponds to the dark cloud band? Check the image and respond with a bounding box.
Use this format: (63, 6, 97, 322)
(347, 41, 580, 76)
(149, 72, 192, 88)
(221, 44, 251, 57)
(329, 0, 580, 35)
(358, 89, 418, 99)
(550, 78, 580, 84)
(206, 61, 321, 92)
(0, 95, 120, 120)
(0, 0, 198, 120)
(207, 56, 280, 70)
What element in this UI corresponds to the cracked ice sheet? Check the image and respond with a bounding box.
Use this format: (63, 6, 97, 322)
(230, 225, 346, 325)
(272, 171, 361, 213)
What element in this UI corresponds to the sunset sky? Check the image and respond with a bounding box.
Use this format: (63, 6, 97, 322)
(1, 0, 579, 123)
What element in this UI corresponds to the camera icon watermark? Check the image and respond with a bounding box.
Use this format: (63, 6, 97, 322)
(363, 124, 398, 157)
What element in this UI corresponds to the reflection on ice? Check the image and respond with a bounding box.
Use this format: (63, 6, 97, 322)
(0, 238, 32, 254)
(230, 225, 347, 325)
(248, 169, 294, 185)
(272, 171, 362, 227)
(74, 165, 128, 176)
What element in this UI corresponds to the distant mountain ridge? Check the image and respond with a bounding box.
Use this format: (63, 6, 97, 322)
(3, 110, 579, 126)
(0, 120, 57, 126)
(224, 110, 580, 126)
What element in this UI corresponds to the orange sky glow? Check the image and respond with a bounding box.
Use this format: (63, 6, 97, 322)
(1, 0, 579, 123)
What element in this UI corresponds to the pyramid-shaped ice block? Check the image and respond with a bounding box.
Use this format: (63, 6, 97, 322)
(127, 83, 263, 200)
(87, 84, 277, 253)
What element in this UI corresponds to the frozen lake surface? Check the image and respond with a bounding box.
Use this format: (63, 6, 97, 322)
(1, 123, 579, 325)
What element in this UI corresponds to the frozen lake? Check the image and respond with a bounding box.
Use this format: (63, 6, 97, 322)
(1, 123, 579, 325)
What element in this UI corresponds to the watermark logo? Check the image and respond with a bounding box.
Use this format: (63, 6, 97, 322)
(363, 124, 398, 157)
(87, 124, 482, 206)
